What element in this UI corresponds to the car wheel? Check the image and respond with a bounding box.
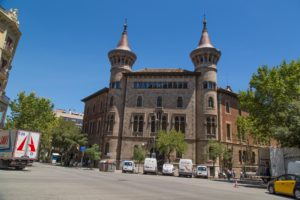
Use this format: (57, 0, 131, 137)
(268, 185, 275, 194)
(295, 189, 300, 200)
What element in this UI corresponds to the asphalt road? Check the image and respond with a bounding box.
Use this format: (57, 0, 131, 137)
(0, 163, 289, 200)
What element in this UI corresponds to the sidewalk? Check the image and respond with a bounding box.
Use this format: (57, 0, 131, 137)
(212, 178, 267, 189)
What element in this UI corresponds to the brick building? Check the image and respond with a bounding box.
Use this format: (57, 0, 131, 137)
(82, 19, 261, 175)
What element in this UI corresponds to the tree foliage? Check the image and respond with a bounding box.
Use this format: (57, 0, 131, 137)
(85, 144, 101, 167)
(51, 118, 87, 162)
(6, 92, 56, 158)
(239, 60, 300, 147)
(133, 146, 146, 163)
(156, 129, 187, 162)
(208, 140, 232, 170)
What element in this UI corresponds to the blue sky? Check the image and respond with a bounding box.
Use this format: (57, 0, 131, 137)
(1, 0, 300, 113)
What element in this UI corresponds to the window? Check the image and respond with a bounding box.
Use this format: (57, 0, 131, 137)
(251, 152, 255, 164)
(239, 150, 242, 163)
(133, 115, 144, 135)
(226, 123, 231, 140)
(174, 116, 185, 133)
(162, 115, 167, 131)
(203, 82, 208, 89)
(86, 107, 89, 115)
(93, 104, 96, 113)
(137, 96, 143, 107)
(225, 102, 230, 113)
(133, 81, 188, 89)
(105, 143, 110, 155)
(157, 96, 162, 107)
(1, 59, 7, 68)
(177, 97, 183, 108)
(206, 117, 216, 138)
(150, 116, 156, 133)
(110, 96, 114, 107)
(208, 97, 214, 108)
(107, 114, 114, 132)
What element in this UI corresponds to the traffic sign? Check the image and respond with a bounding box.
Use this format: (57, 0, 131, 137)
(79, 146, 86, 152)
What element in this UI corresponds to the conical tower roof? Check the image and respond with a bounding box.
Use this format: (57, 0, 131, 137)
(116, 21, 131, 51)
(198, 17, 214, 48)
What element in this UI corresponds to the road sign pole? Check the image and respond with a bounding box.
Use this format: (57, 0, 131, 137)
(81, 151, 84, 167)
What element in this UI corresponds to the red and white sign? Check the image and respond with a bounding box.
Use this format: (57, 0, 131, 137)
(14, 130, 40, 159)
(0, 131, 10, 149)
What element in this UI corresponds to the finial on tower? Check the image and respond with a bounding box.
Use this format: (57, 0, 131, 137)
(123, 18, 128, 34)
(203, 14, 207, 32)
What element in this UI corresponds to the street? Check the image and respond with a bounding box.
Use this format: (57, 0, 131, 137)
(0, 163, 289, 200)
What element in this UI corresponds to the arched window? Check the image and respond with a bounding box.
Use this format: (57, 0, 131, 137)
(107, 114, 114, 132)
(137, 96, 143, 107)
(109, 96, 114, 107)
(157, 96, 162, 107)
(208, 97, 214, 108)
(177, 97, 183, 108)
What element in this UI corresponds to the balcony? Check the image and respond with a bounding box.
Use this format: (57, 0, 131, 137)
(0, 94, 10, 105)
(1, 42, 14, 56)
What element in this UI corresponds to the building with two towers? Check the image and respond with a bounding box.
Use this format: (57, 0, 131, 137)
(82, 19, 261, 175)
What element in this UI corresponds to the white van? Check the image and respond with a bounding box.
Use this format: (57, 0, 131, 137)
(179, 159, 193, 178)
(122, 160, 135, 173)
(143, 158, 157, 174)
(195, 165, 208, 178)
(162, 163, 175, 176)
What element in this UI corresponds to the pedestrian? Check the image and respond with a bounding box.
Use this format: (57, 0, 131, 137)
(240, 171, 244, 180)
(227, 169, 232, 181)
(232, 169, 236, 179)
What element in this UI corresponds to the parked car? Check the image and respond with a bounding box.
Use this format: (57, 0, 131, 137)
(122, 160, 135, 173)
(195, 165, 208, 178)
(162, 163, 175, 176)
(268, 174, 300, 200)
(178, 159, 193, 178)
(143, 158, 157, 174)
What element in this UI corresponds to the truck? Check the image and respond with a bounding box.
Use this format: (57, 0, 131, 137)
(178, 159, 193, 178)
(257, 147, 300, 183)
(0, 130, 41, 170)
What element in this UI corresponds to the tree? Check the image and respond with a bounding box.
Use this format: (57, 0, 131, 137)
(85, 144, 101, 168)
(239, 60, 300, 147)
(133, 146, 146, 173)
(208, 140, 224, 176)
(51, 118, 87, 164)
(156, 129, 187, 163)
(6, 92, 56, 160)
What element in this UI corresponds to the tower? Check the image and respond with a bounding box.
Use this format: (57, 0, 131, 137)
(190, 17, 221, 166)
(108, 21, 137, 84)
(106, 21, 136, 164)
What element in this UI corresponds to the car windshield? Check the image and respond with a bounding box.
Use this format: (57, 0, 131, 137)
(164, 164, 172, 168)
(198, 167, 206, 171)
(124, 162, 132, 166)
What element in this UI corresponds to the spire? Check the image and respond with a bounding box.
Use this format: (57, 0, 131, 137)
(116, 19, 131, 51)
(198, 16, 214, 48)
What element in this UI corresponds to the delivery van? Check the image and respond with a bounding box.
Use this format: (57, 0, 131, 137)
(143, 158, 157, 174)
(179, 159, 193, 178)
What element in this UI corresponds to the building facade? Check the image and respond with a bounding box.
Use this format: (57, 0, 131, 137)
(0, 7, 21, 128)
(54, 109, 84, 127)
(82, 19, 261, 174)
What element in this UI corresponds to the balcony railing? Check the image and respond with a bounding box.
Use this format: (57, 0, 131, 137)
(0, 94, 10, 104)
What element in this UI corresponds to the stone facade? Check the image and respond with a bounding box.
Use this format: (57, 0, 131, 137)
(82, 19, 263, 175)
(0, 7, 21, 128)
